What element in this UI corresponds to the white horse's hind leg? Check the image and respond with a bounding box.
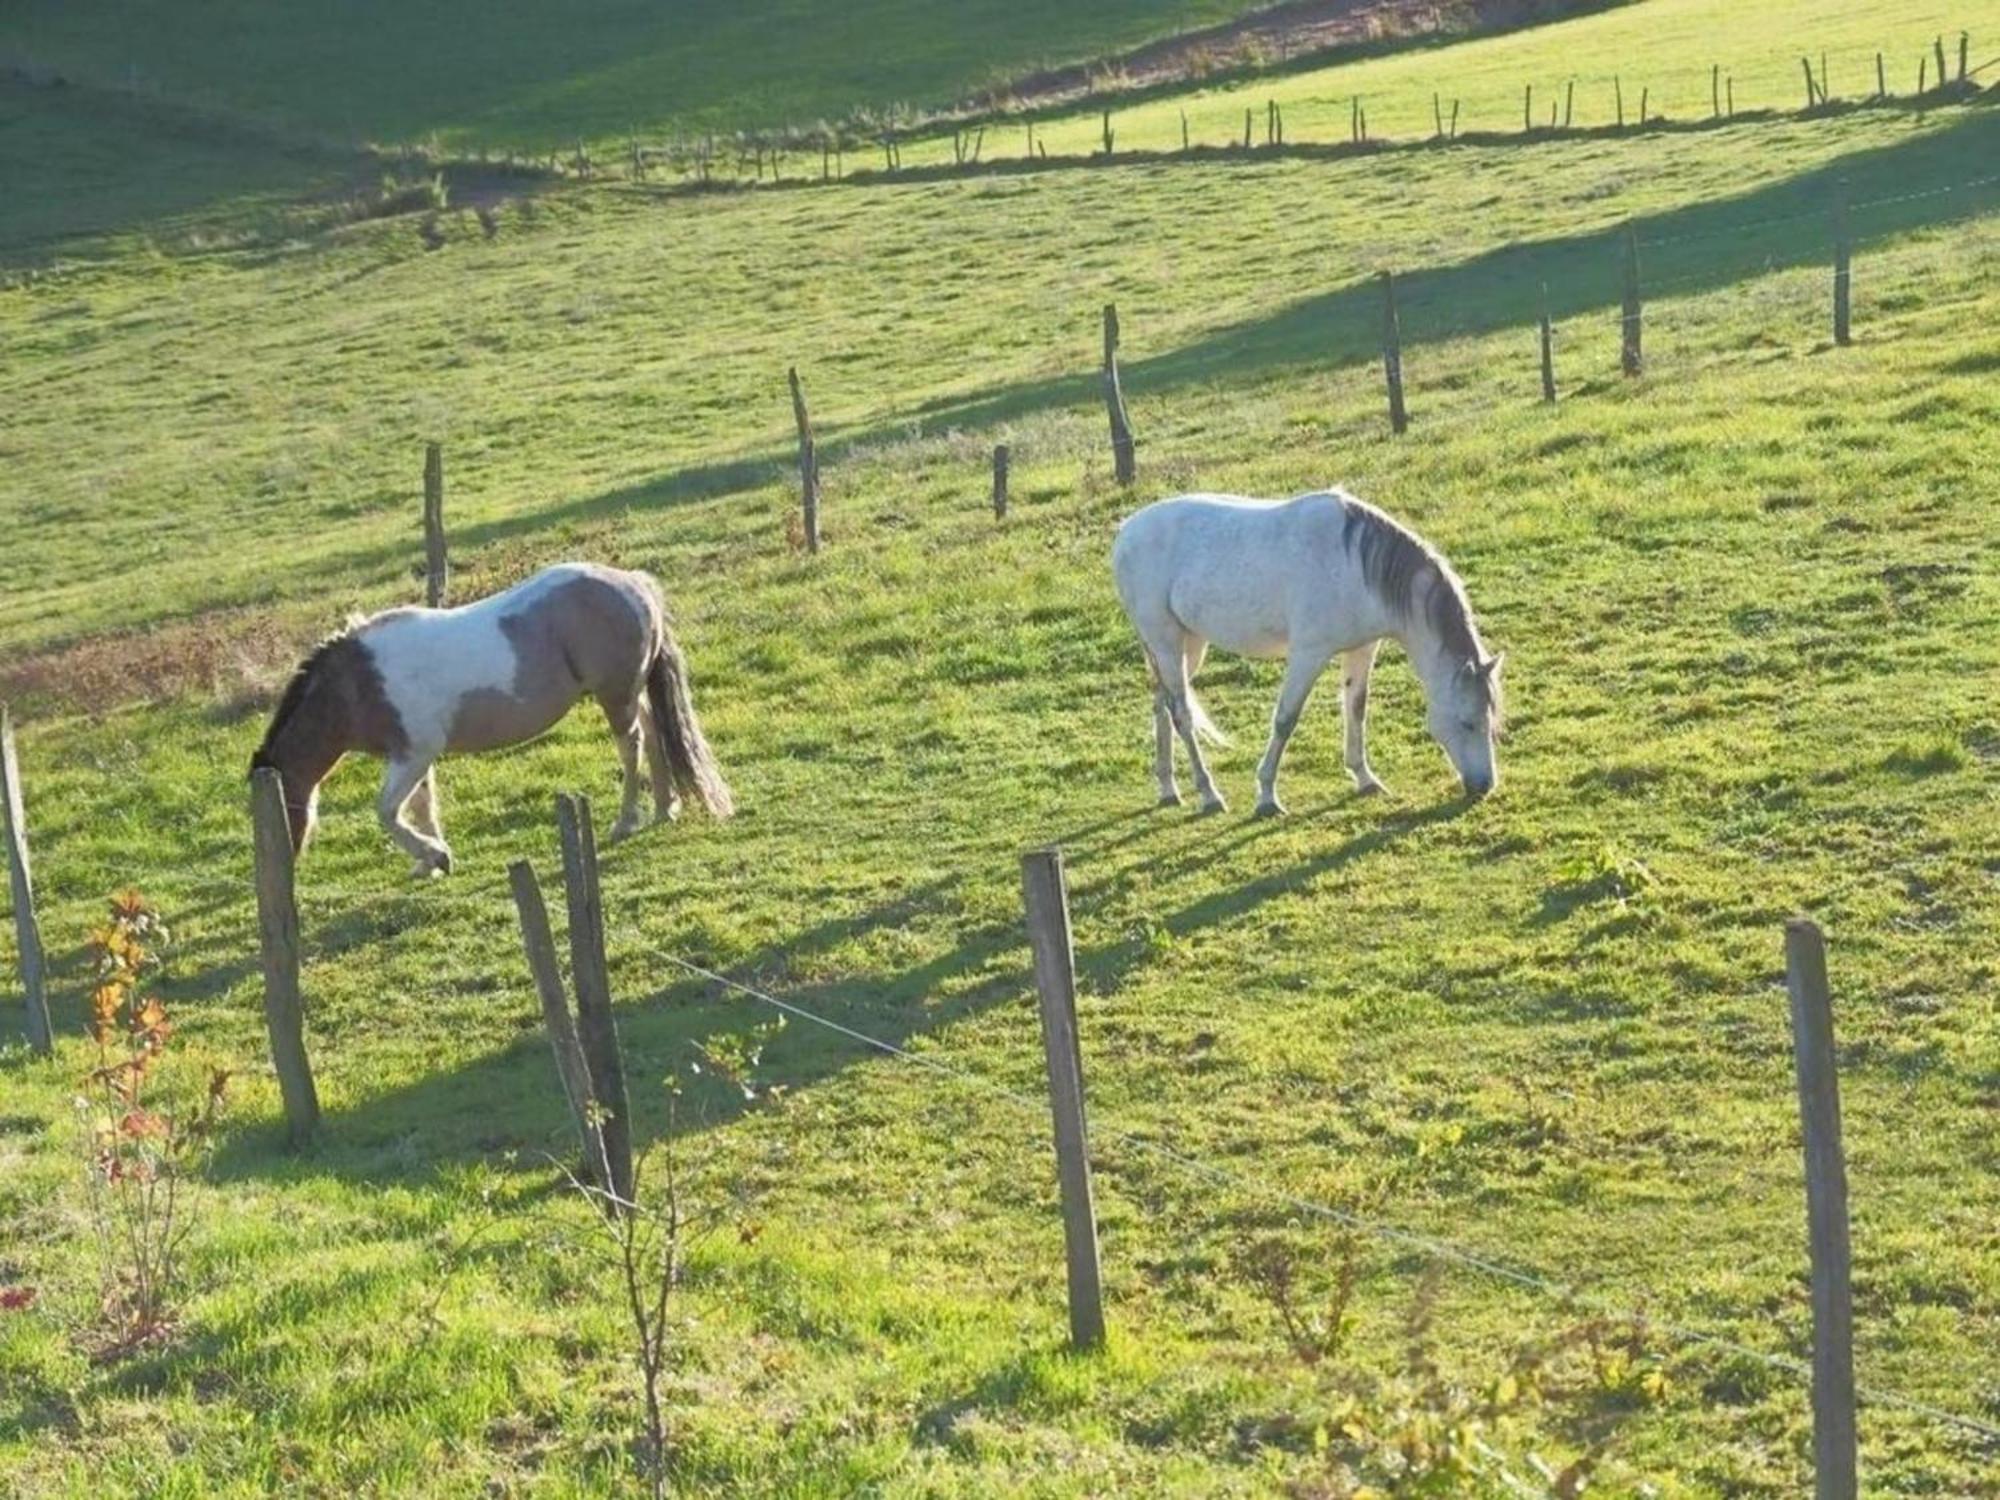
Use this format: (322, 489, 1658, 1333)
(1141, 630, 1225, 814)
(1254, 648, 1331, 817)
(1342, 641, 1388, 795)
(1152, 686, 1180, 806)
(379, 753, 451, 875)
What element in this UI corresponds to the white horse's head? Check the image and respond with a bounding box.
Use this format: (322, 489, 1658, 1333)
(1425, 651, 1504, 798)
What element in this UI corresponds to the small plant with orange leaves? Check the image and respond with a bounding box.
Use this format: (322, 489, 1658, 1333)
(75, 890, 228, 1347)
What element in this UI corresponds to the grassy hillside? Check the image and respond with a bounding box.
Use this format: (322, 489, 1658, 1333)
(896, 0, 2000, 162)
(1, 0, 1270, 147)
(3, 1, 1999, 1494)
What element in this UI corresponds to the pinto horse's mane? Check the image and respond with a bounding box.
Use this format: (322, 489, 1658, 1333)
(1337, 494, 1502, 727)
(251, 628, 358, 769)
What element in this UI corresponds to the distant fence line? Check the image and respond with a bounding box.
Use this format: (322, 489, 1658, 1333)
(451, 32, 1989, 192)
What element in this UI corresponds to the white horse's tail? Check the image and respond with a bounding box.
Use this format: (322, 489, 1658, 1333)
(1145, 653, 1230, 746)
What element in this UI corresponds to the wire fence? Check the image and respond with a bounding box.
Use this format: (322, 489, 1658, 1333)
(656, 952, 2000, 1446)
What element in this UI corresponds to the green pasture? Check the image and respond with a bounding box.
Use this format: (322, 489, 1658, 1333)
(2, 2, 1998, 1495)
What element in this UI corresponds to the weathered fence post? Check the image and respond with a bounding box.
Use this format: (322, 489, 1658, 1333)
(1802, 56, 1821, 108)
(555, 793, 634, 1210)
(1523, 83, 1533, 132)
(1100, 109, 1113, 155)
(422, 441, 447, 608)
(508, 859, 610, 1184)
(992, 443, 1010, 519)
(1621, 224, 1644, 377)
(1639, 86, 1649, 123)
(1712, 64, 1721, 118)
(1615, 75, 1625, 128)
(1934, 35, 1949, 89)
(788, 366, 821, 554)
(1380, 271, 1409, 435)
(1785, 918, 1858, 1500)
(250, 768, 319, 1145)
(1021, 847, 1105, 1352)
(1, 707, 50, 1054)
(1101, 305, 1136, 485)
(1958, 30, 1969, 82)
(1180, 110, 1189, 152)
(1564, 79, 1575, 128)
(1831, 181, 1852, 348)
(1538, 283, 1557, 404)
(1448, 99, 1459, 139)
(1728, 75, 1735, 116)
(1876, 52, 1887, 99)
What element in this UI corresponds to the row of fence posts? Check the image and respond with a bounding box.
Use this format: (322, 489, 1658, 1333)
(1021, 844, 1861, 1497)
(611, 32, 1974, 189)
(782, 187, 1861, 546)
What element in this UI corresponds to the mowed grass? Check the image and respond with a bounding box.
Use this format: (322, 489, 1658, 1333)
(894, 0, 2000, 163)
(3, 8, 2000, 1496)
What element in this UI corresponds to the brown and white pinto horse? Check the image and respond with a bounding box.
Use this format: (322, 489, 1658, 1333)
(252, 563, 732, 874)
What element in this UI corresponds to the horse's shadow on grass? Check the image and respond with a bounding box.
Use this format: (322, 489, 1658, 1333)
(207, 796, 1458, 1186)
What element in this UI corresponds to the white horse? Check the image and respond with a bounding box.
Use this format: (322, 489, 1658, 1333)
(253, 562, 733, 874)
(1111, 490, 1503, 814)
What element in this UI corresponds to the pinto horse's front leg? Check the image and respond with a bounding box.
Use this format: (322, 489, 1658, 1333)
(380, 754, 453, 876)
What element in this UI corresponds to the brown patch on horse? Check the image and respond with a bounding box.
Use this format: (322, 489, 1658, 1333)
(254, 633, 408, 769)
(445, 571, 654, 752)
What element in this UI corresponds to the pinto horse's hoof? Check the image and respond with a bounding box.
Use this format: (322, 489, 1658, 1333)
(1157, 790, 1183, 809)
(1196, 794, 1228, 817)
(1252, 798, 1285, 819)
(1353, 779, 1388, 798)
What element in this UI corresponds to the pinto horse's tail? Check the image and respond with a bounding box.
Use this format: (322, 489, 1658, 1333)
(645, 626, 735, 819)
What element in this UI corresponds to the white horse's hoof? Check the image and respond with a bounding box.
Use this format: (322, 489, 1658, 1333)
(1252, 797, 1285, 819)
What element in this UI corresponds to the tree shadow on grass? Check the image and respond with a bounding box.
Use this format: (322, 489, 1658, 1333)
(207, 795, 1463, 1184)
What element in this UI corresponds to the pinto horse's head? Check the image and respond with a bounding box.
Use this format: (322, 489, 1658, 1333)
(250, 636, 364, 853)
(1426, 651, 1504, 799)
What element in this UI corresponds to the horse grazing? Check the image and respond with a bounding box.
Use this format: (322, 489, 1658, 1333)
(1111, 490, 1503, 814)
(251, 563, 733, 873)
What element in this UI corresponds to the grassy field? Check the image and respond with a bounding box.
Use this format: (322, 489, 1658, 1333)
(1, 0, 1269, 147)
(3, 1, 1999, 1495)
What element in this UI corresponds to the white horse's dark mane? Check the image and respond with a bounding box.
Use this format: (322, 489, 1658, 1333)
(1337, 494, 1501, 725)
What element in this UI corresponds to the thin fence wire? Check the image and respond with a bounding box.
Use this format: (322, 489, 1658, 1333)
(655, 951, 2000, 1446)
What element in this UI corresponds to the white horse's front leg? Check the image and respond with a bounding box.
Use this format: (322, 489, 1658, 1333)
(1153, 686, 1180, 806)
(1342, 641, 1387, 796)
(1255, 650, 1329, 817)
(379, 753, 452, 875)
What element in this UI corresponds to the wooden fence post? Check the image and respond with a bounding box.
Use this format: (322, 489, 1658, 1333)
(1021, 847, 1105, 1352)
(1785, 918, 1858, 1500)
(1712, 64, 1721, 118)
(1523, 83, 1533, 132)
(1876, 52, 1887, 99)
(1831, 181, 1852, 348)
(1380, 271, 1408, 434)
(1802, 56, 1820, 107)
(788, 366, 821, 554)
(992, 443, 1010, 519)
(1101, 305, 1136, 485)
(422, 441, 447, 608)
(1958, 31, 1969, 81)
(1101, 109, 1113, 155)
(1539, 283, 1557, 403)
(508, 859, 610, 1184)
(1433, 92, 1444, 139)
(1621, 224, 1644, 377)
(555, 793, 634, 1210)
(1615, 75, 1625, 128)
(1, 707, 50, 1054)
(1564, 78, 1575, 128)
(249, 768, 319, 1145)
